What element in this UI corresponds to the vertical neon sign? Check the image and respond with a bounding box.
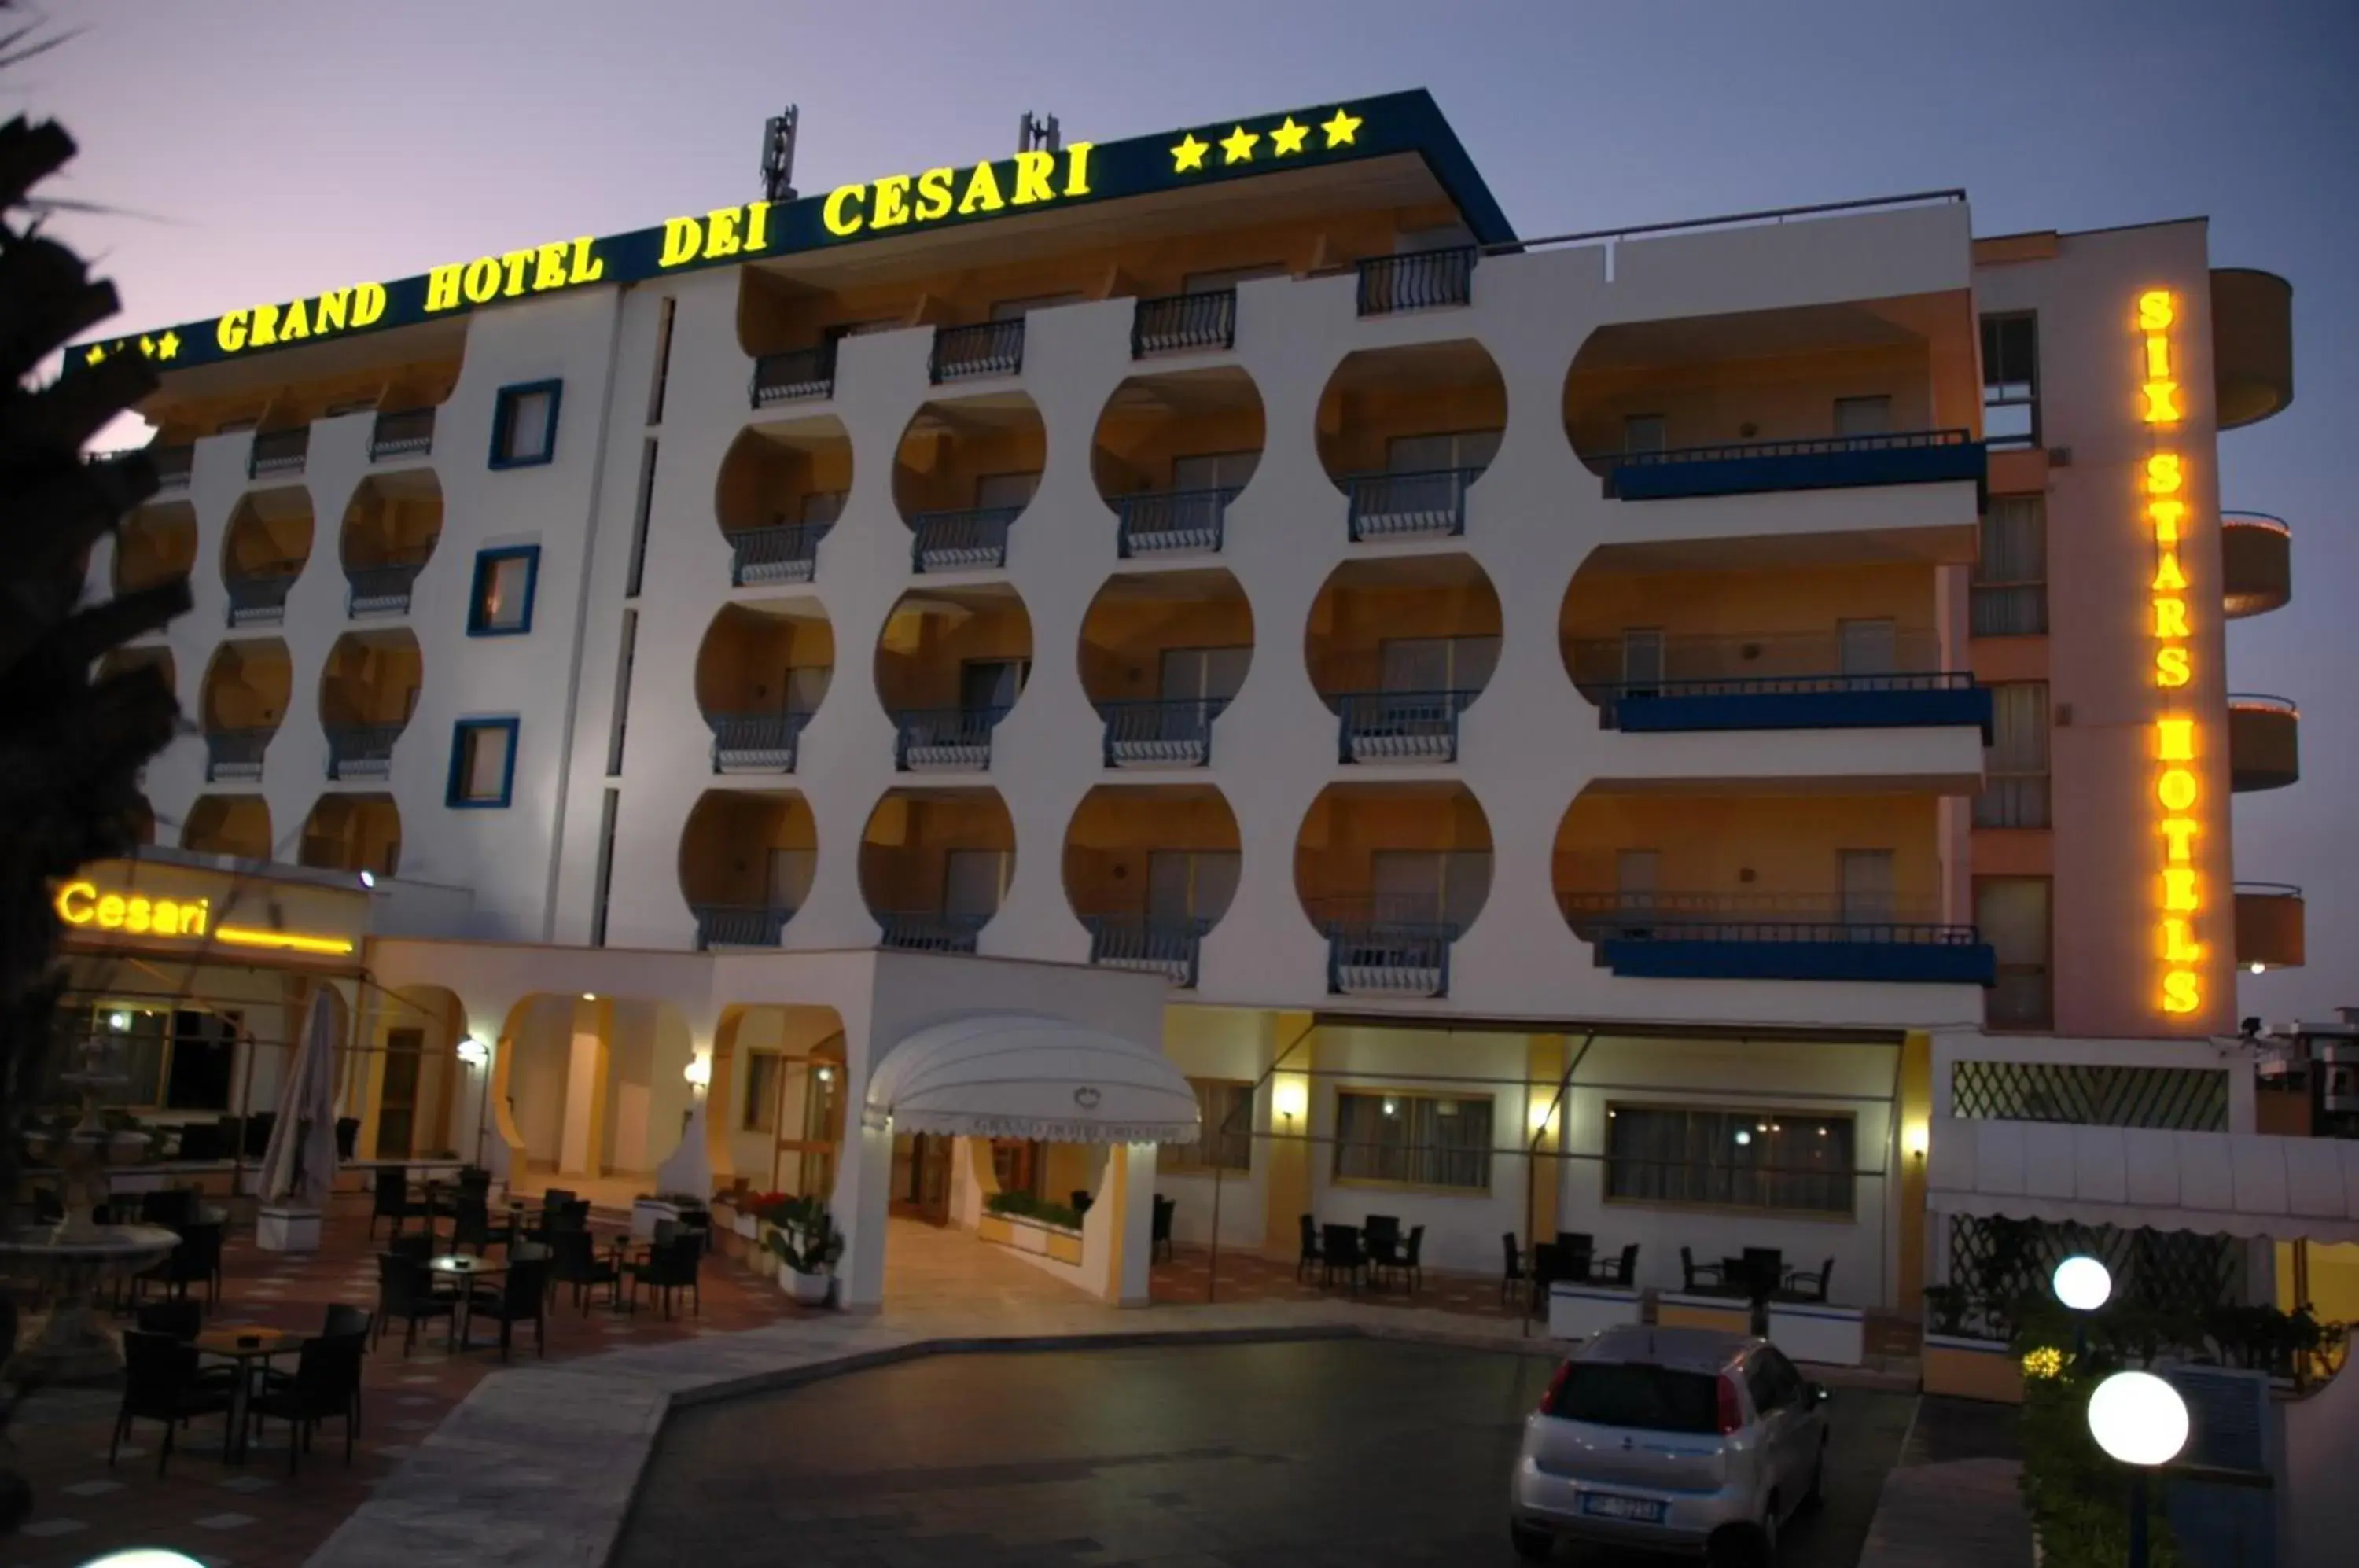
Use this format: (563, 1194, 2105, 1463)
(2138, 288, 2203, 1016)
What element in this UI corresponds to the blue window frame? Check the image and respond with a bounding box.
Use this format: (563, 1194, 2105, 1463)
(447, 717, 520, 809)
(467, 545, 540, 636)
(488, 379, 562, 469)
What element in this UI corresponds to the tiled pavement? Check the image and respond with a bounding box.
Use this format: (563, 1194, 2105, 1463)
(1857, 1398, 2033, 1568)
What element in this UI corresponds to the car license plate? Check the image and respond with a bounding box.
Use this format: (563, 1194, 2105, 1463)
(1580, 1492, 1665, 1523)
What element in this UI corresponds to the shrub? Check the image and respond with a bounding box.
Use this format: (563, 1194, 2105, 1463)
(985, 1190, 1084, 1231)
(2017, 1373, 2183, 1568)
(764, 1195, 844, 1275)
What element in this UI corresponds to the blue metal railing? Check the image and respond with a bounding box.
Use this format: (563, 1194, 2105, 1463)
(325, 724, 401, 781)
(910, 505, 1020, 572)
(929, 319, 1024, 383)
(1607, 429, 1983, 502)
(1337, 689, 1475, 763)
(246, 427, 308, 478)
(204, 728, 273, 782)
(1116, 485, 1238, 557)
(1594, 670, 1989, 737)
(344, 551, 432, 617)
(1557, 890, 1958, 941)
(1099, 697, 1228, 767)
(1084, 913, 1211, 987)
(1313, 896, 1461, 998)
(727, 522, 829, 587)
(1344, 466, 1478, 540)
(1557, 890, 1992, 984)
(706, 709, 812, 773)
(750, 344, 837, 408)
(224, 565, 301, 626)
(1356, 247, 1476, 316)
(892, 705, 1008, 771)
(694, 904, 794, 950)
(877, 910, 991, 954)
(369, 408, 435, 462)
(1131, 289, 1237, 356)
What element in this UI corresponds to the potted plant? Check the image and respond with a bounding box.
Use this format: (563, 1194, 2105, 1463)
(765, 1194, 843, 1306)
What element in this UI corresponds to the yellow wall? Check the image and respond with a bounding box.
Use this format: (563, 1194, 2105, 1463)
(2278, 1241, 2359, 1325)
(1553, 792, 1943, 910)
(116, 503, 197, 592)
(697, 609, 836, 713)
(320, 635, 421, 727)
(181, 794, 272, 858)
(875, 601, 1031, 711)
(202, 641, 292, 731)
(300, 794, 402, 876)
(893, 414, 1047, 516)
(1080, 592, 1253, 701)
(1560, 561, 1938, 656)
(1564, 340, 1934, 455)
(1261, 1011, 1318, 1253)
(859, 792, 1014, 911)
(1317, 367, 1505, 477)
(716, 425, 855, 533)
(1896, 1030, 1932, 1315)
(223, 495, 315, 576)
(1064, 788, 1240, 915)
(145, 349, 462, 446)
(1307, 576, 1500, 695)
(680, 791, 817, 906)
(1095, 387, 1264, 497)
(341, 480, 444, 566)
(1296, 787, 1492, 907)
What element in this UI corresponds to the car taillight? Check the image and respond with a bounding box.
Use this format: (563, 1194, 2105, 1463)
(1539, 1360, 1572, 1415)
(1716, 1375, 1743, 1434)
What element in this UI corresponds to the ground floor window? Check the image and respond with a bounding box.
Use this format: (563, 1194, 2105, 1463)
(1605, 1104, 1855, 1215)
(1332, 1091, 1492, 1191)
(1161, 1079, 1252, 1173)
(60, 1005, 240, 1112)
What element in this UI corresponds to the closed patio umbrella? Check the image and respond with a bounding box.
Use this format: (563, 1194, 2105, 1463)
(259, 989, 340, 1209)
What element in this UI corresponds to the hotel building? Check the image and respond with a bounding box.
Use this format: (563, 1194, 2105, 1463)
(68, 89, 2310, 1316)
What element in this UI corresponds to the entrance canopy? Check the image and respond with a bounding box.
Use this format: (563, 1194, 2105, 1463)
(1928, 1116, 2359, 1242)
(862, 1014, 1201, 1144)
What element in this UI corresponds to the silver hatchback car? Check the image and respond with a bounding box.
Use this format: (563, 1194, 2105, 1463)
(1509, 1325, 1829, 1562)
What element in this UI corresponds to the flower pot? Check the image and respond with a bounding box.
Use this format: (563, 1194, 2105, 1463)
(785, 1268, 830, 1306)
(733, 1212, 759, 1241)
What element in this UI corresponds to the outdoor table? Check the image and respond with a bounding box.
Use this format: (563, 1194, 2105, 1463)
(605, 1235, 638, 1315)
(429, 1253, 506, 1347)
(193, 1324, 297, 1463)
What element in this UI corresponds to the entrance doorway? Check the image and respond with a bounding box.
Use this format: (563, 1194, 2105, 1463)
(891, 1132, 952, 1224)
(991, 1137, 1046, 1201)
(378, 1027, 424, 1158)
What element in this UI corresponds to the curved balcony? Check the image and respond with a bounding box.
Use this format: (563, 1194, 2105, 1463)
(694, 904, 795, 951)
(2211, 269, 2294, 430)
(2221, 513, 2291, 619)
(750, 344, 837, 409)
(1606, 429, 1984, 502)
(341, 470, 443, 617)
(929, 319, 1024, 385)
(680, 788, 813, 948)
(1100, 698, 1229, 768)
(1559, 891, 1994, 985)
(717, 419, 851, 587)
(225, 565, 301, 627)
(344, 553, 431, 617)
(708, 709, 811, 774)
(892, 706, 1007, 772)
(1083, 915, 1212, 988)
(115, 501, 196, 596)
(1116, 486, 1239, 558)
(204, 727, 274, 784)
(877, 911, 992, 954)
(1337, 690, 1476, 764)
(2228, 694, 2300, 793)
(369, 407, 436, 462)
(1344, 467, 1477, 542)
(2235, 882, 2306, 972)
(1297, 782, 1489, 999)
(1066, 783, 1237, 988)
(1132, 289, 1236, 358)
(247, 426, 309, 479)
(326, 724, 403, 782)
(1312, 896, 1459, 999)
(910, 505, 1018, 573)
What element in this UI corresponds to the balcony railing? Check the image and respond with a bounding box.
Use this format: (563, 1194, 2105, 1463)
(929, 319, 1024, 384)
(204, 728, 274, 783)
(750, 344, 837, 408)
(707, 709, 812, 773)
(224, 565, 302, 627)
(326, 724, 401, 782)
(247, 427, 309, 478)
(345, 550, 432, 617)
(727, 522, 829, 587)
(1099, 697, 1229, 767)
(910, 506, 1019, 573)
(1131, 289, 1237, 357)
(1116, 485, 1238, 558)
(1606, 429, 1984, 502)
(1336, 689, 1475, 764)
(892, 705, 1007, 771)
(1587, 671, 1989, 735)
(1084, 913, 1211, 987)
(694, 904, 794, 951)
(1345, 467, 1477, 541)
(1558, 890, 1994, 985)
(1312, 896, 1462, 998)
(369, 408, 436, 462)
(149, 444, 193, 490)
(1356, 247, 1476, 317)
(877, 909, 991, 954)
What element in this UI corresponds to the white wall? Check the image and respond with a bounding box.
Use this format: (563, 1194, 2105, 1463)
(1154, 1006, 1277, 1250)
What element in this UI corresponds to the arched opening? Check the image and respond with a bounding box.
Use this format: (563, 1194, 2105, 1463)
(97, 644, 175, 699)
(714, 1003, 845, 1199)
(1092, 365, 1263, 557)
(715, 418, 852, 587)
(113, 500, 197, 595)
(1064, 783, 1240, 986)
(1305, 554, 1500, 764)
(339, 469, 444, 617)
(297, 793, 401, 878)
(362, 985, 470, 1165)
(318, 628, 421, 781)
(894, 392, 1044, 573)
(1295, 780, 1492, 997)
(181, 793, 274, 861)
(499, 993, 701, 1206)
(875, 585, 1032, 773)
(220, 486, 315, 627)
(678, 788, 817, 948)
(199, 639, 292, 783)
(695, 599, 834, 773)
(1316, 340, 1504, 542)
(1078, 568, 1253, 768)
(859, 786, 1015, 953)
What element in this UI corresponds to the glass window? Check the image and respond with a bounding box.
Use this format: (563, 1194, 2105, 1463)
(959, 659, 1029, 712)
(1978, 877, 2055, 1029)
(1838, 618, 1898, 676)
(1834, 395, 1893, 437)
(1170, 450, 1260, 491)
(1148, 850, 1241, 922)
(1333, 1091, 1492, 1191)
(1981, 313, 2039, 449)
(743, 1051, 782, 1134)
(1159, 645, 1251, 704)
(1973, 497, 2048, 636)
(447, 719, 517, 808)
(1370, 850, 1492, 931)
(1976, 683, 2052, 828)
(1606, 1106, 1856, 1214)
(1387, 429, 1501, 473)
(1622, 414, 1668, 454)
(468, 547, 539, 635)
(974, 471, 1041, 510)
(1839, 849, 1896, 924)
(491, 381, 560, 468)
(942, 850, 1006, 918)
(1547, 1364, 1721, 1434)
(1161, 1079, 1253, 1172)
(1378, 635, 1499, 692)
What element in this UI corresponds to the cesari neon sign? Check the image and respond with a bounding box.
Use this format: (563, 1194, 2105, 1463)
(2137, 289, 2204, 1017)
(819, 144, 1095, 238)
(53, 879, 355, 957)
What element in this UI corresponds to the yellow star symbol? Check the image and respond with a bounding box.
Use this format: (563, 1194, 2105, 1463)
(156, 330, 181, 361)
(1220, 125, 1259, 164)
(138, 334, 156, 358)
(84, 343, 105, 365)
(1321, 108, 1363, 148)
(1270, 116, 1310, 156)
(1171, 133, 1209, 173)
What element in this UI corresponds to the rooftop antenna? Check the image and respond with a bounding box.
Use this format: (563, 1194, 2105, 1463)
(760, 106, 800, 204)
(1018, 112, 1062, 156)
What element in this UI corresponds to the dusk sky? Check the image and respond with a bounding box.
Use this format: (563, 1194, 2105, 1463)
(29, 0, 2357, 1025)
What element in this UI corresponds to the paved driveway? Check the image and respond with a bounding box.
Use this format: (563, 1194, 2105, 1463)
(617, 1338, 1915, 1567)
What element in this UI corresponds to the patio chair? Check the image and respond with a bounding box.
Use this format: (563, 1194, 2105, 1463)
(1741, 1248, 1786, 1301)
(1150, 1195, 1176, 1263)
(463, 1257, 550, 1360)
(134, 1297, 201, 1342)
(630, 1231, 703, 1320)
(111, 1331, 231, 1475)
(241, 1110, 277, 1161)
(547, 1228, 619, 1313)
(250, 1331, 366, 1474)
(333, 1117, 360, 1159)
(1785, 1257, 1835, 1304)
(451, 1194, 513, 1256)
(376, 1252, 456, 1356)
(1297, 1214, 1323, 1282)
(1680, 1246, 1723, 1293)
(370, 1168, 417, 1239)
(322, 1304, 374, 1340)
(1499, 1232, 1525, 1308)
(1592, 1242, 1640, 1286)
(138, 1188, 197, 1231)
(1364, 1224, 1402, 1279)
(387, 1231, 434, 1264)
(1320, 1224, 1367, 1293)
(137, 1219, 222, 1308)
(1363, 1214, 1402, 1250)
(1378, 1224, 1426, 1294)
(1529, 1242, 1564, 1316)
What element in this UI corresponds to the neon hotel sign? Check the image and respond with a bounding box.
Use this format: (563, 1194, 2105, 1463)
(53, 878, 355, 957)
(2136, 289, 2205, 1017)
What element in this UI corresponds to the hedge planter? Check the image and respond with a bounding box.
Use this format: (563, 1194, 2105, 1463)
(1766, 1301, 1865, 1367)
(977, 1211, 1084, 1265)
(1923, 1334, 2025, 1404)
(1548, 1283, 1642, 1342)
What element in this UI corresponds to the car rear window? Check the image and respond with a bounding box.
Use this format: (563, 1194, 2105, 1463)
(1547, 1363, 1721, 1434)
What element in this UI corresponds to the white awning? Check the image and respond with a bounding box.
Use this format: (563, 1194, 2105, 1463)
(1927, 1116, 2359, 1242)
(862, 1014, 1202, 1145)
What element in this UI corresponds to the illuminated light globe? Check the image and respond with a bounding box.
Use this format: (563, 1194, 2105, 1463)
(2053, 1254, 2113, 1312)
(2086, 1371, 2190, 1468)
(75, 1551, 209, 1568)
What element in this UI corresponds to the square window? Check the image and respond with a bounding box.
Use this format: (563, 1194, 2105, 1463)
(468, 547, 540, 636)
(447, 718, 519, 808)
(489, 380, 562, 469)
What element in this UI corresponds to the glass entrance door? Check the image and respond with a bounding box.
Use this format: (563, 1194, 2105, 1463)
(890, 1132, 952, 1224)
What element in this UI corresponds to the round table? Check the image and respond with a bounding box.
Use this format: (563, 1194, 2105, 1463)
(429, 1254, 506, 1348)
(193, 1325, 297, 1463)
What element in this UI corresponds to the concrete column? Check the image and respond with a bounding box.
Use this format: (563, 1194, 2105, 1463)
(835, 1120, 895, 1311)
(1110, 1142, 1156, 1307)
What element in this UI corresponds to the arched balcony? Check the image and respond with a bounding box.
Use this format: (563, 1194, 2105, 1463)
(97, 645, 175, 699)
(318, 630, 422, 782)
(2220, 513, 2291, 619)
(715, 419, 851, 587)
(340, 470, 443, 617)
(113, 500, 197, 596)
(1065, 785, 1240, 987)
(875, 585, 1032, 773)
(1079, 569, 1253, 768)
(1317, 341, 1504, 543)
(680, 789, 817, 949)
(220, 487, 314, 628)
(859, 787, 1014, 954)
(298, 793, 402, 878)
(1296, 781, 1492, 998)
(181, 794, 272, 860)
(893, 393, 1043, 574)
(199, 640, 291, 783)
(1092, 366, 1263, 558)
(1306, 554, 1500, 765)
(696, 601, 834, 774)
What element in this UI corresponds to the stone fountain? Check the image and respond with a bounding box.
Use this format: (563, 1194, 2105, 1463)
(1, 1027, 178, 1382)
